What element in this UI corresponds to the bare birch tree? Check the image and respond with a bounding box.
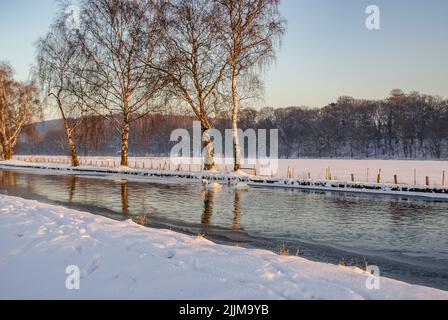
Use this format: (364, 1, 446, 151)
(218, 0, 285, 171)
(76, 0, 166, 167)
(37, 15, 86, 167)
(155, 0, 229, 170)
(0, 63, 40, 160)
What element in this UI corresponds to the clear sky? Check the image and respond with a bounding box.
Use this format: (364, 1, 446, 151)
(1, 0, 447, 108)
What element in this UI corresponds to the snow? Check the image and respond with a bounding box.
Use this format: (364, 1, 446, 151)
(279, 159, 448, 186)
(229, 170, 250, 177)
(12, 156, 448, 186)
(1, 194, 447, 300)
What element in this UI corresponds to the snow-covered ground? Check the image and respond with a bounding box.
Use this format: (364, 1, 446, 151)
(13, 156, 448, 186)
(1, 194, 447, 300)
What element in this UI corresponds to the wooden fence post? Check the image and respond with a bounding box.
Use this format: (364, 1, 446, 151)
(442, 171, 445, 187)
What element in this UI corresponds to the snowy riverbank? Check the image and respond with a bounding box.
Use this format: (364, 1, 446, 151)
(12, 156, 448, 186)
(2, 160, 448, 200)
(1, 194, 447, 300)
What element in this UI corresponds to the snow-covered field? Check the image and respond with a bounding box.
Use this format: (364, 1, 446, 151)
(1, 194, 448, 300)
(13, 156, 448, 186)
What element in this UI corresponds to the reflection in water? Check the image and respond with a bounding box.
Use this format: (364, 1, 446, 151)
(233, 191, 241, 230)
(200, 189, 242, 233)
(201, 190, 215, 226)
(121, 180, 129, 217)
(69, 176, 78, 203)
(0, 170, 16, 187)
(2, 169, 448, 290)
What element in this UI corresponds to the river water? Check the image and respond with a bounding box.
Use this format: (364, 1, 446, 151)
(1, 168, 448, 290)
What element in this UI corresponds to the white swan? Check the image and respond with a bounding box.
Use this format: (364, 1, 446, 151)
(202, 179, 223, 192)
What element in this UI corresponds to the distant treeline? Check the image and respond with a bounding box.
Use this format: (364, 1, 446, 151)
(17, 90, 448, 160)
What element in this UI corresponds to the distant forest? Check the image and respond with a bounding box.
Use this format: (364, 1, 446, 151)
(17, 90, 448, 160)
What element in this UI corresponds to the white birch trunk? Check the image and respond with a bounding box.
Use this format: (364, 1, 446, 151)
(232, 65, 241, 171)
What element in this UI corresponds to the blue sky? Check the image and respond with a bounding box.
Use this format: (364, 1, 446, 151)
(1, 0, 447, 108)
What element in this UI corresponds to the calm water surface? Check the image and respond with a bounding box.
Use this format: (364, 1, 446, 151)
(1, 169, 448, 290)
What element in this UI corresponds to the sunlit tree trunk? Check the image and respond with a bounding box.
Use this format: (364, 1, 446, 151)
(55, 97, 81, 167)
(201, 122, 217, 171)
(121, 122, 130, 167)
(57, 102, 80, 167)
(231, 64, 241, 171)
(3, 143, 13, 160)
(66, 129, 80, 167)
(121, 98, 130, 167)
(1, 129, 22, 160)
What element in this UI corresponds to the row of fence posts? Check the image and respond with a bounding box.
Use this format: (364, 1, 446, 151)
(16, 156, 261, 176)
(18, 156, 70, 164)
(14, 156, 252, 176)
(13, 157, 447, 187)
(77, 159, 207, 173)
(285, 165, 446, 187)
